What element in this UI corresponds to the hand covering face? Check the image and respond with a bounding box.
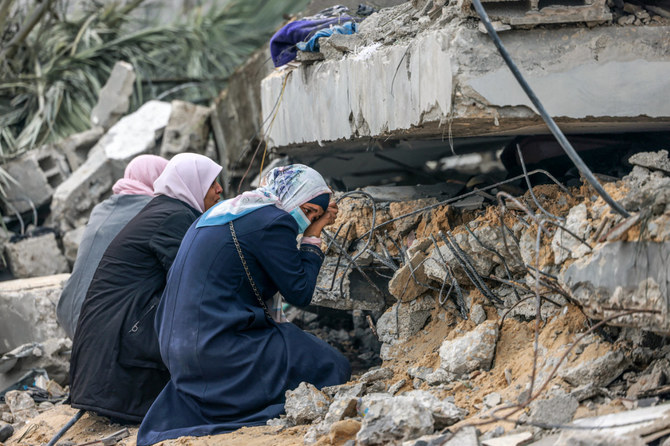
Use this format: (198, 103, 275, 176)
(153, 153, 222, 213)
(196, 164, 330, 228)
(112, 155, 169, 196)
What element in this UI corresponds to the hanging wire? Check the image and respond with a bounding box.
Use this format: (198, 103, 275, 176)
(471, 0, 630, 218)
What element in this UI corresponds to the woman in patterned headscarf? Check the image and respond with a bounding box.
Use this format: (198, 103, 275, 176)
(137, 164, 350, 445)
(69, 153, 222, 424)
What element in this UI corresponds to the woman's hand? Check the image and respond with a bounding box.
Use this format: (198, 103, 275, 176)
(303, 202, 338, 237)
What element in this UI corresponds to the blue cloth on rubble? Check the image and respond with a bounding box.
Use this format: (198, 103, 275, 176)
(270, 15, 356, 67)
(296, 21, 358, 53)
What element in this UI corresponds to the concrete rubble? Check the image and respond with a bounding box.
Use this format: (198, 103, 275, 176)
(2, 0, 670, 444)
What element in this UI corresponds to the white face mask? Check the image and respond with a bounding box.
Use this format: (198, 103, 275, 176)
(289, 207, 311, 233)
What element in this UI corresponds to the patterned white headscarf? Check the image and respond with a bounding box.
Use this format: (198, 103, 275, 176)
(197, 164, 330, 228)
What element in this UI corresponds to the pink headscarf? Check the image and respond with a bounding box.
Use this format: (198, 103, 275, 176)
(152, 153, 222, 213)
(112, 155, 169, 196)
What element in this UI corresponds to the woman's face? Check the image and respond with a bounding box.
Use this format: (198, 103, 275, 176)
(203, 181, 223, 211)
(299, 203, 325, 223)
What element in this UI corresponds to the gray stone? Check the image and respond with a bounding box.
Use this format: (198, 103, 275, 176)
(425, 369, 452, 386)
(284, 382, 331, 425)
(560, 349, 629, 387)
(1, 412, 12, 423)
(483, 392, 502, 408)
(408, 366, 433, 381)
(0, 338, 72, 389)
(560, 241, 670, 334)
(57, 127, 104, 170)
(62, 226, 85, 265)
(530, 394, 578, 426)
(366, 381, 387, 393)
(266, 416, 293, 428)
(322, 382, 365, 399)
(555, 431, 644, 446)
(388, 251, 431, 302)
(629, 150, 670, 173)
(471, 304, 487, 325)
(439, 321, 499, 380)
(90, 61, 136, 130)
(356, 393, 434, 445)
(389, 379, 406, 394)
(404, 390, 465, 429)
(627, 359, 668, 398)
(361, 366, 394, 383)
(377, 296, 435, 345)
(570, 383, 600, 402)
(551, 204, 591, 265)
(0, 421, 14, 442)
(403, 426, 479, 446)
(5, 233, 70, 279)
(1, 148, 69, 215)
(159, 100, 212, 158)
(4, 390, 39, 423)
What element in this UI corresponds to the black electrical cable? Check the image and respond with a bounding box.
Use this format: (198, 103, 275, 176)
(470, 0, 631, 218)
(46, 409, 85, 446)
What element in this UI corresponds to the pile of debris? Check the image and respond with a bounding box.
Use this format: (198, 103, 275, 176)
(0, 61, 216, 281)
(252, 148, 670, 445)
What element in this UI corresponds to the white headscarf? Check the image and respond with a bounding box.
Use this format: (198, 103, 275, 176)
(197, 164, 330, 228)
(153, 153, 222, 213)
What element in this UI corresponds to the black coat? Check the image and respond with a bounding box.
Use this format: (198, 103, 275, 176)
(69, 195, 200, 422)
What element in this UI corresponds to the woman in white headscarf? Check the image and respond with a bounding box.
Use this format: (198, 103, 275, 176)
(69, 153, 222, 424)
(137, 164, 350, 445)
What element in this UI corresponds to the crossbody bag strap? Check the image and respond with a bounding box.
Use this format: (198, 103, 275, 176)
(229, 221, 272, 319)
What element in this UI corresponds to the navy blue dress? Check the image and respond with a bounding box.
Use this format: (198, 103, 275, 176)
(137, 206, 350, 445)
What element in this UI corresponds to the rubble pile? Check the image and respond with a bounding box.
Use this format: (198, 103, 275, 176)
(251, 149, 670, 445)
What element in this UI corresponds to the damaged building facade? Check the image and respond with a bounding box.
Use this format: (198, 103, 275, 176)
(2, 0, 670, 445)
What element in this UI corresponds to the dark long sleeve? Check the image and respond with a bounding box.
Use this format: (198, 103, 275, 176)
(257, 214, 324, 307)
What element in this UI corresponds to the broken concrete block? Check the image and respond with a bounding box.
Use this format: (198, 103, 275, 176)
(102, 100, 172, 178)
(90, 61, 136, 130)
(403, 426, 479, 446)
(284, 382, 331, 425)
(356, 393, 434, 445)
(360, 367, 394, 383)
(1, 147, 69, 215)
(49, 149, 113, 231)
(530, 393, 579, 426)
(389, 251, 432, 302)
(560, 241, 670, 334)
(629, 150, 670, 173)
(4, 390, 39, 423)
(320, 33, 363, 60)
(627, 359, 668, 398)
(0, 338, 72, 390)
(552, 203, 591, 265)
(160, 100, 212, 158)
(438, 321, 499, 380)
(471, 304, 487, 325)
(560, 349, 629, 387)
(5, 233, 70, 278)
(377, 296, 435, 344)
(0, 274, 68, 354)
(403, 390, 465, 429)
(483, 392, 502, 408)
(62, 226, 85, 265)
(57, 127, 104, 171)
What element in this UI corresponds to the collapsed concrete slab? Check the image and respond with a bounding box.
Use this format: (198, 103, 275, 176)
(0, 274, 69, 354)
(260, 16, 670, 151)
(560, 241, 670, 335)
(50, 101, 172, 230)
(4, 233, 69, 279)
(1, 147, 70, 216)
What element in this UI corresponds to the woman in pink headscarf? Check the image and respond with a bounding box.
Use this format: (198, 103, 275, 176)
(69, 153, 222, 424)
(57, 154, 169, 340)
